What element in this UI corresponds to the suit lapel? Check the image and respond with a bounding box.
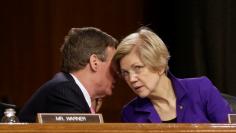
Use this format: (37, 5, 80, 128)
(135, 98, 161, 122)
(168, 72, 187, 122)
(61, 72, 91, 112)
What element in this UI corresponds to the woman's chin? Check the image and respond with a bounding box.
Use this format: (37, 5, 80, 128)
(136, 92, 149, 98)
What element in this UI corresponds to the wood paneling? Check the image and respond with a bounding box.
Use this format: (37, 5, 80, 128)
(0, 0, 143, 122)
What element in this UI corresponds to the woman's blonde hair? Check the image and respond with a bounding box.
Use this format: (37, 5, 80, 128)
(113, 27, 170, 74)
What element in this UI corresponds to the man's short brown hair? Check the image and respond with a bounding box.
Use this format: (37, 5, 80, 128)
(61, 27, 118, 73)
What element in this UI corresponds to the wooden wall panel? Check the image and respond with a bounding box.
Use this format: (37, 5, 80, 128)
(0, 0, 143, 122)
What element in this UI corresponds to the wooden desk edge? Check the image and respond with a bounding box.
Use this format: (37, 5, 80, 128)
(0, 123, 236, 133)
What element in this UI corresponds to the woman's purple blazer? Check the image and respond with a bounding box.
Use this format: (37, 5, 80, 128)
(121, 72, 232, 123)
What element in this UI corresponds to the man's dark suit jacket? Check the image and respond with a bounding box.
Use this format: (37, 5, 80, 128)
(19, 72, 91, 122)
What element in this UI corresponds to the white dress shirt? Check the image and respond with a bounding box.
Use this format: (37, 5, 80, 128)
(70, 73, 92, 109)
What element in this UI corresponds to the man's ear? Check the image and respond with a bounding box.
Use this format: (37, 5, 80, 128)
(89, 54, 99, 72)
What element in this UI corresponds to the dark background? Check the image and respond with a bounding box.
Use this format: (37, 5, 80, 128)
(0, 0, 235, 122)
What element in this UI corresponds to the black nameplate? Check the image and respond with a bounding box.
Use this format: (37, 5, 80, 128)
(37, 113, 103, 123)
(228, 114, 236, 123)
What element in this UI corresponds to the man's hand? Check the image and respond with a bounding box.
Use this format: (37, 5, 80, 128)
(92, 98, 103, 113)
(95, 98, 103, 112)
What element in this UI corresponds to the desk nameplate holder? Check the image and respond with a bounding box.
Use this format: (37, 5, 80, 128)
(228, 114, 236, 123)
(37, 113, 103, 123)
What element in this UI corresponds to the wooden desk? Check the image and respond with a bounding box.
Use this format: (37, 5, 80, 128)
(0, 123, 236, 133)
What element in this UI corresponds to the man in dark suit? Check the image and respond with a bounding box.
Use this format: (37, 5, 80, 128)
(19, 27, 118, 122)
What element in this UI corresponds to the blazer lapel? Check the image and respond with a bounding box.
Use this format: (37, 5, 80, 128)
(168, 72, 187, 122)
(135, 98, 161, 123)
(61, 72, 91, 112)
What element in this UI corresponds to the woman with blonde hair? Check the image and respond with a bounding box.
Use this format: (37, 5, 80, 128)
(113, 27, 232, 123)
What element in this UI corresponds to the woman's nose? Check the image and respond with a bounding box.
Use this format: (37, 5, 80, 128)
(129, 72, 138, 82)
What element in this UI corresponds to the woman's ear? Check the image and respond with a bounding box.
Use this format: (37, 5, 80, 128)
(158, 66, 165, 75)
(89, 54, 99, 72)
